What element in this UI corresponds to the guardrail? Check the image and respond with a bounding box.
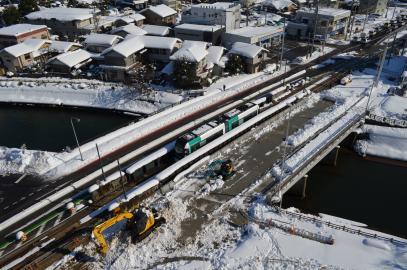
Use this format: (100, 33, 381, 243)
(279, 208, 407, 245)
(367, 113, 407, 127)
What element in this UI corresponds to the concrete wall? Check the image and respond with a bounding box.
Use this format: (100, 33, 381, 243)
(181, 4, 241, 31)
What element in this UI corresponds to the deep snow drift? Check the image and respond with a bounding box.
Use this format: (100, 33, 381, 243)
(355, 124, 407, 161)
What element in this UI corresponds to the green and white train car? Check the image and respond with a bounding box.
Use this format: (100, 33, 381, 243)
(174, 102, 262, 158)
(175, 121, 226, 158)
(223, 102, 259, 132)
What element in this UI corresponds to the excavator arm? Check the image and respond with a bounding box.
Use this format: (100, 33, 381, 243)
(92, 212, 134, 256)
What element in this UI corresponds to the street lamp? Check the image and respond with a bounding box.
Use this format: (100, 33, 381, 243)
(70, 117, 84, 161)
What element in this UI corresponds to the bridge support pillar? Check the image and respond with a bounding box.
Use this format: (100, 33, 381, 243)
(333, 145, 340, 167)
(286, 174, 308, 199)
(301, 174, 308, 199)
(322, 145, 341, 166)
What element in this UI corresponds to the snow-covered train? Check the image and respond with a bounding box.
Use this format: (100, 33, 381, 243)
(174, 95, 274, 158)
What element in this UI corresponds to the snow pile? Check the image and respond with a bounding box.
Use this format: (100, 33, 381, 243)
(0, 78, 183, 114)
(372, 95, 407, 121)
(287, 96, 358, 147)
(197, 176, 224, 197)
(0, 146, 58, 176)
(354, 125, 407, 161)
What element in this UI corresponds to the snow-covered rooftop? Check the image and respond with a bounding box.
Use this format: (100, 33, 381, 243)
(298, 7, 351, 17)
(193, 2, 238, 10)
(117, 13, 145, 23)
(229, 42, 267, 58)
(25, 7, 96, 21)
(207, 46, 225, 67)
(142, 24, 171, 36)
(145, 4, 176, 18)
(170, 40, 208, 62)
(262, 0, 296, 10)
(103, 35, 180, 57)
(48, 49, 92, 67)
(175, 23, 223, 32)
(49, 40, 82, 53)
(84, 34, 122, 46)
(110, 24, 147, 36)
(140, 36, 181, 50)
(226, 25, 283, 38)
(102, 37, 144, 57)
(0, 24, 48, 37)
(2, 39, 50, 57)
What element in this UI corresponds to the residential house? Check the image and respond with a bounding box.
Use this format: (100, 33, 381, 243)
(84, 34, 123, 53)
(115, 14, 146, 27)
(228, 42, 268, 73)
(142, 24, 171, 36)
(25, 7, 98, 39)
(359, 0, 388, 15)
(181, 2, 241, 32)
(100, 35, 181, 81)
(0, 39, 51, 72)
(46, 49, 92, 74)
(259, 0, 298, 13)
(134, 35, 181, 64)
(150, 0, 178, 11)
(115, 0, 149, 11)
(286, 7, 351, 39)
(110, 24, 147, 38)
(319, 0, 340, 8)
(139, 4, 177, 26)
(48, 40, 82, 56)
(0, 24, 50, 49)
(169, 40, 209, 78)
(206, 46, 226, 76)
(100, 37, 144, 81)
(223, 25, 283, 49)
(174, 24, 224, 45)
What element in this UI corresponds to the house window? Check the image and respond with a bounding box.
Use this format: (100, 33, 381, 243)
(24, 53, 31, 60)
(321, 21, 327, 26)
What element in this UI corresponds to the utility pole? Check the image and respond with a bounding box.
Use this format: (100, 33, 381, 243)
(366, 44, 388, 113)
(95, 143, 106, 183)
(279, 17, 286, 71)
(362, 10, 369, 33)
(347, 1, 356, 41)
(311, 0, 319, 56)
(117, 159, 128, 200)
(70, 117, 83, 161)
(388, 31, 398, 64)
(280, 103, 293, 183)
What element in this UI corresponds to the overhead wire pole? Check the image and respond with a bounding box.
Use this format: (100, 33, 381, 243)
(279, 17, 286, 71)
(279, 103, 293, 208)
(366, 44, 388, 114)
(347, 0, 356, 41)
(310, 0, 319, 58)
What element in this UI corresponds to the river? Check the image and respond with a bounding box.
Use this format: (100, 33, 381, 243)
(283, 148, 407, 239)
(0, 105, 138, 152)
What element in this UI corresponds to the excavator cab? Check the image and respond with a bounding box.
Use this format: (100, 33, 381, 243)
(208, 159, 236, 179)
(92, 207, 165, 256)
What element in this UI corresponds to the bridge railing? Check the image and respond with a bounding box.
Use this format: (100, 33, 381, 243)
(367, 113, 407, 128)
(279, 208, 407, 245)
(268, 108, 365, 198)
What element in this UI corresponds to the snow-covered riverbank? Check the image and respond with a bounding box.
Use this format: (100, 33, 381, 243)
(0, 77, 183, 115)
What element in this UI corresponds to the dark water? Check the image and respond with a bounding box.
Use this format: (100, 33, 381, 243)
(0, 105, 138, 152)
(283, 149, 407, 238)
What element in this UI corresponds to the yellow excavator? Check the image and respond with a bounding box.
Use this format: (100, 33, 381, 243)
(92, 207, 165, 255)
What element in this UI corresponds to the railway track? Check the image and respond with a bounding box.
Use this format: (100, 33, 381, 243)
(1, 24, 405, 269)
